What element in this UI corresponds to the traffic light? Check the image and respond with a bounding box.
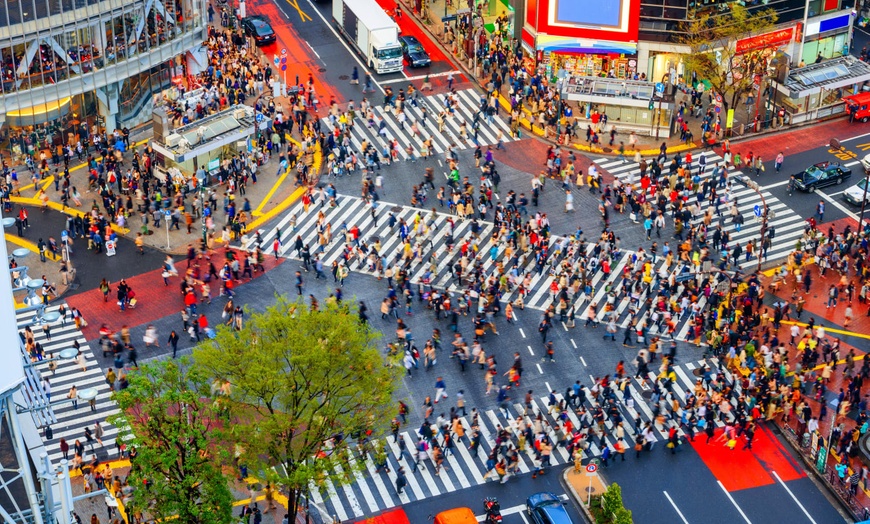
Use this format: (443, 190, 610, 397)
(648, 98, 655, 110)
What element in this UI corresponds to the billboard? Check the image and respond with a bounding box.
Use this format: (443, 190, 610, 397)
(525, 0, 639, 45)
(0, 222, 26, 395)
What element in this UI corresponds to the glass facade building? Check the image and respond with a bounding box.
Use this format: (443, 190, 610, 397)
(1, 0, 207, 162)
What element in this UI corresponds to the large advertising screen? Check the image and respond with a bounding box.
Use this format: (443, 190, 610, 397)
(525, 0, 639, 45)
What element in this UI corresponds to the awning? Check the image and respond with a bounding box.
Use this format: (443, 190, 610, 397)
(783, 55, 870, 98)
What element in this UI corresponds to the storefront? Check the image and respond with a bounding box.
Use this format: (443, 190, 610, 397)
(797, 10, 854, 65)
(775, 55, 870, 124)
(522, 0, 640, 78)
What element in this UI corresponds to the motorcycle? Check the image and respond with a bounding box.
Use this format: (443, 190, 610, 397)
(483, 497, 502, 524)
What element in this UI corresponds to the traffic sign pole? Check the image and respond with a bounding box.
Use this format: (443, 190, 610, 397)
(585, 463, 598, 506)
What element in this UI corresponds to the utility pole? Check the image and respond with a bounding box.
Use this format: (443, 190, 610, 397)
(742, 177, 773, 273)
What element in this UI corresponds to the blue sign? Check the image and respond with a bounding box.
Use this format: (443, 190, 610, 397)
(164, 210, 172, 218)
(655, 82, 665, 95)
(256, 113, 265, 123)
(273, 57, 279, 66)
(754, 204, 761, 217)
(280, 56, 287, 64)
(281, 48, 287, 55)
(281, 64, 287, 71)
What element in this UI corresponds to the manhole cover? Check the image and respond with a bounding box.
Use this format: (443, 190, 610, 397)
(641, 390, 653, 400)
(693, 367, 703, 377)
(319, 68, 327, 72)
(585, 486, 597, 493)
(338, 75, 349, 80)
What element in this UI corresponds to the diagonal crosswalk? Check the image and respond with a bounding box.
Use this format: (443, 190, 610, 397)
(595, 153, 805, 269)
(306, 357, 744, 522)
(256, 195, 728, 342)
(334, 88, 515, 164)
(17, 304, 121, 467)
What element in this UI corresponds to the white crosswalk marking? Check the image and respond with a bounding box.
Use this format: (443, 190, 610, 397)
(16, 304, 121, 467)
(328, 89, 515, 167)
(307, 357, 741, 519)
(594, 153, 805, 269)
(256, 195, 729, 344)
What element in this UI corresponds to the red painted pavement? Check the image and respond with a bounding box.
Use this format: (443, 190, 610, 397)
(731, 118, 866, 162)
(246, 0, 346, 104)
(690, 424, 804, 492)
(374, 1, 453, 68)
(65, 248, 284, 340)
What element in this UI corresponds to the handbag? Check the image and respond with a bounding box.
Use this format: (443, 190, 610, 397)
(629, 212, 637, 221)
(634, 442, 643, 451)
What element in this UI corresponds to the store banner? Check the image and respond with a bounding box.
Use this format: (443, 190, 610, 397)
(736, 27, 795, 54)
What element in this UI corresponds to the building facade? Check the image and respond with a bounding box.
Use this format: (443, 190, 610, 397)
(1, 0, 208, 163)
(518, 0, 856, 82)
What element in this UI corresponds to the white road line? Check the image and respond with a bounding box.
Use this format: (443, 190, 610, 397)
(717, 480, 752, 524)
(845, 160, 862, 167)
(528, 345, 535, 356)
(826, 189, 846, 196)
(771, 471, 817, 524)
(663, 491, 690, 524)
(304, 41, 322, 60)
(840, 131, 870, 143)
(760, 180, 790, 190)
(519, 328, 526, 338)
(571, 339, 577, 349)
(816, 189, 860, 221)
(381, 71, 460, 84)
(545, 382, 552, 392)
(580, 356, 587, 367)
(536, 363, 544, 374)
(303, 0, 385, 95)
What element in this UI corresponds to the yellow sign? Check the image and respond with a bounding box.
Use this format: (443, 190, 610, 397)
(726, 109, 734, 129)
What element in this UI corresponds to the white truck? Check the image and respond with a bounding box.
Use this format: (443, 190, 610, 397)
(333, 0, 403, 74)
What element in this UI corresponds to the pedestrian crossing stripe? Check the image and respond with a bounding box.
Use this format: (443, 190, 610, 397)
(594, 152, 805, 269)
(255, 195, 725, 342)
(333, 88, 515, 164)
(16, 304, 121, 467)
(307, 357, 744, 522)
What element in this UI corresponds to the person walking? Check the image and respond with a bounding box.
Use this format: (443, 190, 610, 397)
(94, 421, 104, 447)
(434, 376, 447, 403)
(816, 200, 825, 223)
(168, 330, 179, 358)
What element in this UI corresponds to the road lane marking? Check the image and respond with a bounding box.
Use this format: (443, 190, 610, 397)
(845, 160, 862, 167)
(580, 356, 587, 366)
(759, 180, 790, 190)
(663, 491, 690, 524)
(305, 41, 321, 60)
(771, 471, 817, 524)
(816, 189, 860, 222)
(717, 480, 752, 524)
(528, 345, 535, 356)
(381, 71, 461, 84)
(537, 363, 543, 374)
(840, 131, 870, 143)
(545, 382, 552, 392)
(571, 339, 577, 348)
(519, 328, 526, 338)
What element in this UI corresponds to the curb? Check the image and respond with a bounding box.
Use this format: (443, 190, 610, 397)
(561, 466, 599, 524)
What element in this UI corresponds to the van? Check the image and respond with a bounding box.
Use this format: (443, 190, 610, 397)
(433, 507, 477, 524)
(843, 92, 870, 122)
(354, 508, 410, 524)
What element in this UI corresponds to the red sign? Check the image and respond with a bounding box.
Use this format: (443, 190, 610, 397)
(736, 27, 795, 54)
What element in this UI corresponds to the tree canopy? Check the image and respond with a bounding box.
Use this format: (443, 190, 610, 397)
(109, 358, 234, 524)
(679, 5, 778, 112)
(193, 296, 398, 514)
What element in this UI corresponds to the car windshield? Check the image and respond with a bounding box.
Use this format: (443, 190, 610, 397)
(377, 47, 403, 59)
(406, 43, 423, 53)
(255, 23, 272, 36)
(803, 167, 823, 181)
(858, 178, 869, 191)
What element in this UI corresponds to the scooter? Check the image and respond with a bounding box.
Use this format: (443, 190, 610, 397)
(483, 497, 502, 524)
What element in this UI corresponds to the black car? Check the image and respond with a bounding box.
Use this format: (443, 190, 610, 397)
(527, 492, 574, 524)
(399, 35, 431, 68)
(793, 161, 851, 192)
(242, 16, 276, 46)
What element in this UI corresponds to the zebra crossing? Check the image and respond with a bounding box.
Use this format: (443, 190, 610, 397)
(255, 195, 723, 342)
(310, 357, 741, 522)
(338, 88, 515, 162)
(595, 153, 805, 269)
(17, 304, 120, 466)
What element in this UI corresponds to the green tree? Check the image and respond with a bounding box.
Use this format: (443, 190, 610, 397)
(193, 296, 398, 517)
(679, 5, 778, 113)
(614, 507, 633, 524)
(602, 482, 624, 517)
(109, 358, 234, 524)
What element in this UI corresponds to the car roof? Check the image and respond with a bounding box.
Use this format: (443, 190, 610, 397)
(244, 17, 271, 28)
(528, 491, 561, 505)
(399, 35, 421, 45)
